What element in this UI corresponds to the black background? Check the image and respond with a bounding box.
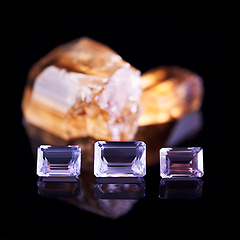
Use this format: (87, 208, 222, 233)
(11, 3, 237, 240)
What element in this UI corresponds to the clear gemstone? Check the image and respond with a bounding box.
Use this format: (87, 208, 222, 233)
(37, 145, 81, 177)
(160, 147, 203, 178)
(94, 141, 146, 177)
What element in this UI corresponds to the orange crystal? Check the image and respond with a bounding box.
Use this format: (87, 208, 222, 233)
(139, 66, 204, 126)
(22, 37, 142, 141)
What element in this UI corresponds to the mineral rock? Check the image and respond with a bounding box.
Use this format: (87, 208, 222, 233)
(22, 37, 142, 141)
(139, 66, 203, 126)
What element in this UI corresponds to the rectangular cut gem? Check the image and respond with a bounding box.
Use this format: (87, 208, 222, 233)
(160, 147, 203, 178)
(37, 145, 81, 177)
(94, 141, 146, 177)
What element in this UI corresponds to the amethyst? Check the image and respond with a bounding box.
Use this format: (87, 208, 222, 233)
(37, 145, 81, 177)
(160, 147, 203, 178)
(94, 141, 146, 177)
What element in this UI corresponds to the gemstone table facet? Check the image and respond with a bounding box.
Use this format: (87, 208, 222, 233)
(94, 141, 146, 177)
(37, 145, 81, 177)
(160, 147, 203, 178)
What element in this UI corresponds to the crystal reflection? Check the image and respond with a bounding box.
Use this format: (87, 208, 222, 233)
(94, 177, 145, 199)
(159, 178, 203, 199)
(64, 173, 144, 219)
(37, 177, 81, 198)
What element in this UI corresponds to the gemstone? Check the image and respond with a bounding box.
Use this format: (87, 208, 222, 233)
(160, 147, 203, 178)
(139, 66, 204, 126)
(22, 37, 142, 141)
(37, 145, 81, 177)
(94, 141, 146, 177)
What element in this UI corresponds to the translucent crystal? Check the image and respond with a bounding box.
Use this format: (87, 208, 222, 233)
(139, 66, 204, 126)
(22, 37, 142, 141)
(94, 141, 146, 177)
(37, 145, 81, 177)
(160, 147, 203, 178)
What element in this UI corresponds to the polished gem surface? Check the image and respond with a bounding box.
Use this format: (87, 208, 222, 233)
(160, 147, 203, 178)
(94, 141, 146, 177)
(37, 145, 81, 177)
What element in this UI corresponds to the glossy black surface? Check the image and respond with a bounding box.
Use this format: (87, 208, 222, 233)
(12, 4, 237, 240)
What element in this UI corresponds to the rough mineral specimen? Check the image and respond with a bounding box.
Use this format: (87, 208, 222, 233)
(22, 37, 142, 141)
(139, 66, 204, 126)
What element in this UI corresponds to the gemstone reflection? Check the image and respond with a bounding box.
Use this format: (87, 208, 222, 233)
(37, 177, 81, 198)
(159, 178, 203, 199)
(94, 177, 145, 199)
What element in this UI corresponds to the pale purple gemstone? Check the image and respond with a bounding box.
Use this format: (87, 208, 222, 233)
(37, 145, 81, 177)
(160, 147, 203, 178)
(94, 141, 146, 177)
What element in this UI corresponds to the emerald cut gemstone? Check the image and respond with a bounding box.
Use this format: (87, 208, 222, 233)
(94, 141, 146, 177)
(160, 147, 203, 178)
(37, 145, 81, 177)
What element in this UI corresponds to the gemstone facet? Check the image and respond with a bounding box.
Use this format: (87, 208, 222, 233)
(160, 147, 203, 178)
(94, 141, 146, 177)
(37, 145, 81, 177)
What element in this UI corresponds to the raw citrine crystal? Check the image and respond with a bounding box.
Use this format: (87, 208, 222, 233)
(139, 66, 204, 126)
(22, 37, 142, 141)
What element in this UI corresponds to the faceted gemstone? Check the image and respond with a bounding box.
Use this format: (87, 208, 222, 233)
(22, 37, 142, 141)
(37, 145, 81, 177)
(160, 147, 203, 178)
(94, 141, 146, 177)
(139, 66, 204, 126)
